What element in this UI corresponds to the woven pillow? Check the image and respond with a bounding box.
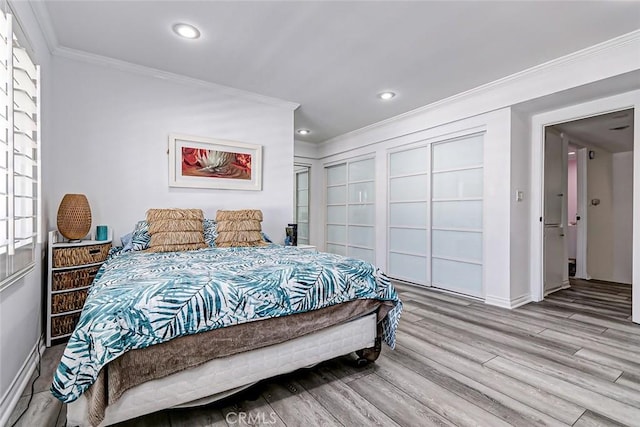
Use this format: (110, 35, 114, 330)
(215, 209, 267, 248)
(146, 209, 208, 253)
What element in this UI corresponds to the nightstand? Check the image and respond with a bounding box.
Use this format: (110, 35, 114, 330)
(46, 230, 112, 347)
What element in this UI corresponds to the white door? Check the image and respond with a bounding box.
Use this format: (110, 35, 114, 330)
(544, 129, 566, 294)
(575, 148, 589, 279)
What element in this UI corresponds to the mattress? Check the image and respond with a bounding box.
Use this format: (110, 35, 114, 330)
(67, 312, 377, 426)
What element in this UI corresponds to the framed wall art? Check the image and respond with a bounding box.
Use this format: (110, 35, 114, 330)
(168, 134, 262, 191)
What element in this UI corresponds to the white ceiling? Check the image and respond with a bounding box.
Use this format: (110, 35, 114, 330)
(555, 109, 634, 153)
(38, 1, 640, 143)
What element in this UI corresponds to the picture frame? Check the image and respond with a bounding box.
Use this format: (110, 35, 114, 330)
(168, 133, 262, 191)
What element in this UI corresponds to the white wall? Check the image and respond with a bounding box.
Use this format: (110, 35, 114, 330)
(0, 2, 51, 424)
(612, 151, 633, 284)
(46, 56, 296, 244)
(509, 110, 531, 305)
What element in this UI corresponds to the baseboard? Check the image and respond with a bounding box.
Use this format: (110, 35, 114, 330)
(0, 336, 44, 427)
(509, 294, 532, 308)
(485, 294, 531, 309)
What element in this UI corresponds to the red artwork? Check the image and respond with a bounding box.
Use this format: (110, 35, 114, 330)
(181, 147, 251, 180)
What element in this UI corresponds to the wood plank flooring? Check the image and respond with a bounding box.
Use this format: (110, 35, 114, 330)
(8, 278, 639, 426)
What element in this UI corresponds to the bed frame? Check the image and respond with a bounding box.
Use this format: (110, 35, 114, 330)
(67, 312, 378, 426)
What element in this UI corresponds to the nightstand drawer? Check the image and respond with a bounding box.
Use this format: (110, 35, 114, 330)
(53, 242, 111, 268)
(52, 264, 101, 291)
(51, 312, 82, 338)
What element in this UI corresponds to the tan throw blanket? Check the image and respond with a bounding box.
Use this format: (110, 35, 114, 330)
(84, 299, 389, 426)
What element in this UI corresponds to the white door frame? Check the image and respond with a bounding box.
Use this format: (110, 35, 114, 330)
(530, 90, 640, 324)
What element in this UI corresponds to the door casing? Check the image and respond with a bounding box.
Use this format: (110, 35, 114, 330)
(530, 90, 640, 324)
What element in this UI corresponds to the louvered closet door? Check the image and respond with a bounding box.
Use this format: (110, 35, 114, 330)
(388, 146, 430, 285)
(431, 135, 483, 297)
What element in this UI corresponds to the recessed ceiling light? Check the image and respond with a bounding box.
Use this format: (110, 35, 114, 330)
(172, 23, 201, 39)
(378, 91, 396, 100)
(609, 125, 630, 131)
(297, 129, 311, 135)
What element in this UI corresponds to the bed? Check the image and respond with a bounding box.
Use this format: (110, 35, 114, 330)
(51, 242, 402, 426)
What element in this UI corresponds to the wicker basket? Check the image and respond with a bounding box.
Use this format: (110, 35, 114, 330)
(52, 289, 88, 314)
(52, 265, 100, 291)
(53, 243, 111, 268)
(51, 312, 81, 337)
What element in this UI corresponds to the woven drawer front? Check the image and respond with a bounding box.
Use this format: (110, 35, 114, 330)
(52, 289, 88, 315)
(52, 265, 100, 292)
(53, 243, 111, 268)
(51, 312, 81, 337)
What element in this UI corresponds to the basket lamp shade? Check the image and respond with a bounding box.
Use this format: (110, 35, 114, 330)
(56, 194, 92, 241)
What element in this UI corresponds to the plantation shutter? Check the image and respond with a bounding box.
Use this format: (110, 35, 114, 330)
(0, 9, 40, 288)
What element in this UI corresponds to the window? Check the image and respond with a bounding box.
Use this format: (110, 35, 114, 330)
(0, 10, 41, 289)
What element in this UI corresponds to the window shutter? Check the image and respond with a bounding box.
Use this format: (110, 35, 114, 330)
(0, 9, 40, 288)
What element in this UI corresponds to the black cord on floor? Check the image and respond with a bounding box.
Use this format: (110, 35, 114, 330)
(10, 345, 42, 427)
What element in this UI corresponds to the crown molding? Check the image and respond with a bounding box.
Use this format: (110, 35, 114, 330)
(53, 46, 300, 110)
(26, 0, 299, 110)
(27, 0, 58, 54)
(320, 29, 640, 147)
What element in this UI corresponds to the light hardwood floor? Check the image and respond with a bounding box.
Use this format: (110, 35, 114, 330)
(8, 279, 639, 426)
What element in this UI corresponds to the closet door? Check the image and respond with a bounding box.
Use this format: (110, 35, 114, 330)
(431, 134, 483, 297)
(346, 158, 375, 263)
(326, 164, 347, 256)
(294, 166, 310, 245)
(325, 158, 375, 264)
(388, 146, 430, 285)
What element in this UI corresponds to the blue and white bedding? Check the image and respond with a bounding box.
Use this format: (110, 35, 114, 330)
(51, 245, 402, 404)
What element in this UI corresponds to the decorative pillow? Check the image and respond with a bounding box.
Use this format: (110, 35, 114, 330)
(203, 218, 218, 247)
(146, 209, 208, 253)
(131, 220, 151, 251)
(130, 217, 218, 250)
(120, 232, 133, 252)
(215, 209, 267, 247)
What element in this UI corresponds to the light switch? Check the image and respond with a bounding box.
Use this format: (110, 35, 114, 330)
(516, 190, 524, 202)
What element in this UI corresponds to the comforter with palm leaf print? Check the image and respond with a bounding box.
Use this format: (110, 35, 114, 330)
(51, 244, 402, 403)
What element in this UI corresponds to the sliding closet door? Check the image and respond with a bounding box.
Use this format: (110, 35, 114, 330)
(431, 135, 483, 297)
(325, 158, 375, 264)
(388, 146, 430, 285)
(294, 166, 310, 245)
(326, 164, 347, 255)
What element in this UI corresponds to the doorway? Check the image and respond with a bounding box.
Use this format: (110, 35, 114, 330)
(531, 90, 640, 323)
(544, 109, 634, 294)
